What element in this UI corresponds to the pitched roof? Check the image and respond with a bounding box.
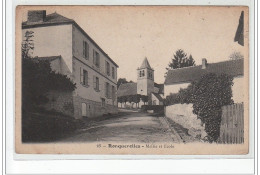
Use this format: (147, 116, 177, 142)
(154, 83, 164, 94)
(152, 92, 164, 102)
(22, 12, 74, 26)
(22, 12, 119, 68)
(34, 55, 61, 62)
(164, 59, 244, 85)
(139, 57, 152, 69)
(117, 83, 137, 97)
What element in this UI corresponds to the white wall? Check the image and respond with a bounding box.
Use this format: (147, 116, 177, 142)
(232, 76, 244, 103)
(73, 58, 116, 105)
(164, 83, 190, 97)
(22, 24, 73, 76)
(165, 104, 207, 139)
(72, 25, 117, 85)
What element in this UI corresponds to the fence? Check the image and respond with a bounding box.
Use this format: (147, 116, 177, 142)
(218, 103, 244, 144)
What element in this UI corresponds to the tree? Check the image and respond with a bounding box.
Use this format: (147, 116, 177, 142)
(141, 95, 148, 105)
(165, 49, 195, 76)
(229, 51, 244, 60)
(117, 78, 134, 89)
(22, 31, 34, 59)
(133, 94, 141, 108)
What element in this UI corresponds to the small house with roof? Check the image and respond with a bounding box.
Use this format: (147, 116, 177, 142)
(117, 58, 164, 108)
(22, 10, 119, 118)
(164, 58, 244, 103)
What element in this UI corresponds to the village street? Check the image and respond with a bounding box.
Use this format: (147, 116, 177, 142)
(60, 110, 182, 143)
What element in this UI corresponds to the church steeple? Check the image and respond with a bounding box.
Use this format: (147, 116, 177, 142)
(140, 57, 152, 69)
(137, 57, 154, 96)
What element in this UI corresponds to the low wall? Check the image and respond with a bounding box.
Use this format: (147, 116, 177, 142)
(165, 104, 206, 139)
(73, 95, 118, 119)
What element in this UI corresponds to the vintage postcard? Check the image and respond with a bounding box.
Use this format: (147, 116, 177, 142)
(15, 6, 249, 154)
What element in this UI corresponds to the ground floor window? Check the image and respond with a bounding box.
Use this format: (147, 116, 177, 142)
(101, 98, 105, 107)
(82, 103, 87, 117)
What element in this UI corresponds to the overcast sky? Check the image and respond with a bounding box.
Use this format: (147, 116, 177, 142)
(22, 6, 248, 84)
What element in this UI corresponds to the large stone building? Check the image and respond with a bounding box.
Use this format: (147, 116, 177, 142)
(22, 10, 118, 118)
(117, 58, 164, 108)
(164, 58, 244, 103)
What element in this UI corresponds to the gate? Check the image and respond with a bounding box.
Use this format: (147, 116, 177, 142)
(218, 103, 244, 144)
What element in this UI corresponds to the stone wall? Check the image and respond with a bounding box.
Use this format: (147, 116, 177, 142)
(43, 90, 74, 116)
(165, 104, 207, 139)
(73, 95, 118, 119)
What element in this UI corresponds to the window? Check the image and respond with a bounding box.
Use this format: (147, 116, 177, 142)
(112, 67, 115, 79)
(93, 50, 100, 68)
(112, 85, 115, 100)
(93, 76, 99, 91)
(101, 98, 105, 107)
(83, 41, 89, 59)
(80, 68, 88, 86)
(106, 61, 110, 76)
(142, 70, 145, 77)
(105, 82, 109, 98)
(139, 70, 142, 77)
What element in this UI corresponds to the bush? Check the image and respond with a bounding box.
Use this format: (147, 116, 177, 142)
(164, 84, 193, 106)
(22, 57, 76, 111)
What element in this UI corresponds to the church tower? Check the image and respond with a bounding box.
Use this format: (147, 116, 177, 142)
(137, 57, 154, 96)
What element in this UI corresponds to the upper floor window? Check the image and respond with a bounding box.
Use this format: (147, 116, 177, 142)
(83, 41, 89, 59)
(93, 50, 100, 68)
(112, 67, 115, 79)
(93, 76, 99, 91)
(142, 70, 145, 77)
(80, 68, 88, 86)
(106, 61, 110, 76)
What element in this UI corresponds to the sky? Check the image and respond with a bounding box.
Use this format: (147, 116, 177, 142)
(21, 6, 248, 84)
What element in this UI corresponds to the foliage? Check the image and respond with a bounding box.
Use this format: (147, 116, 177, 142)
(22, 31, 34, 59)
(164, 73, 234, 142)
(117, 78, 134, 89)
(229, 51, 244, 60)
(192, 73, 234, 142)
(22, 31, 76, 111)
(141, 95, 148, 104)
(165, 49, 195, 76)
(164, 84, 193, 106)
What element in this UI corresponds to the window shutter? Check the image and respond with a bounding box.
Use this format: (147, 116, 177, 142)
(83, 41, 85, 58)
(86, 42, 89, 59)
(85, 70, 88, 85)
(93, 50, 95, 64)
(80, 67, 83, 83)
(93, 75, 96, 89)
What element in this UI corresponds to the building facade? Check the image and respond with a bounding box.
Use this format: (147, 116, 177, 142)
(22, 10, 118, 118)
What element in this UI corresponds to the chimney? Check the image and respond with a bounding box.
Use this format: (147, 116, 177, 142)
(27, 10, 46, 22)
(202, 58, 207, 69)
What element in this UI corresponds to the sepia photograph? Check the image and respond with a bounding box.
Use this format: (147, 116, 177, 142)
(15, 6, 249, 154)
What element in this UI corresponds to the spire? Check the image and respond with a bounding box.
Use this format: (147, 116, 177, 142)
(140, 57, 152, 69)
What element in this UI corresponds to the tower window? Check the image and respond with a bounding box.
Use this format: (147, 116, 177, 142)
(142, 70, 145, 77)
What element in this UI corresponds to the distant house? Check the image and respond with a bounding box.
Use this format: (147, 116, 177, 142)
(164, 58, 244, 103)
(117, 58, 164, 108)
(22, 10, 119, 118)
